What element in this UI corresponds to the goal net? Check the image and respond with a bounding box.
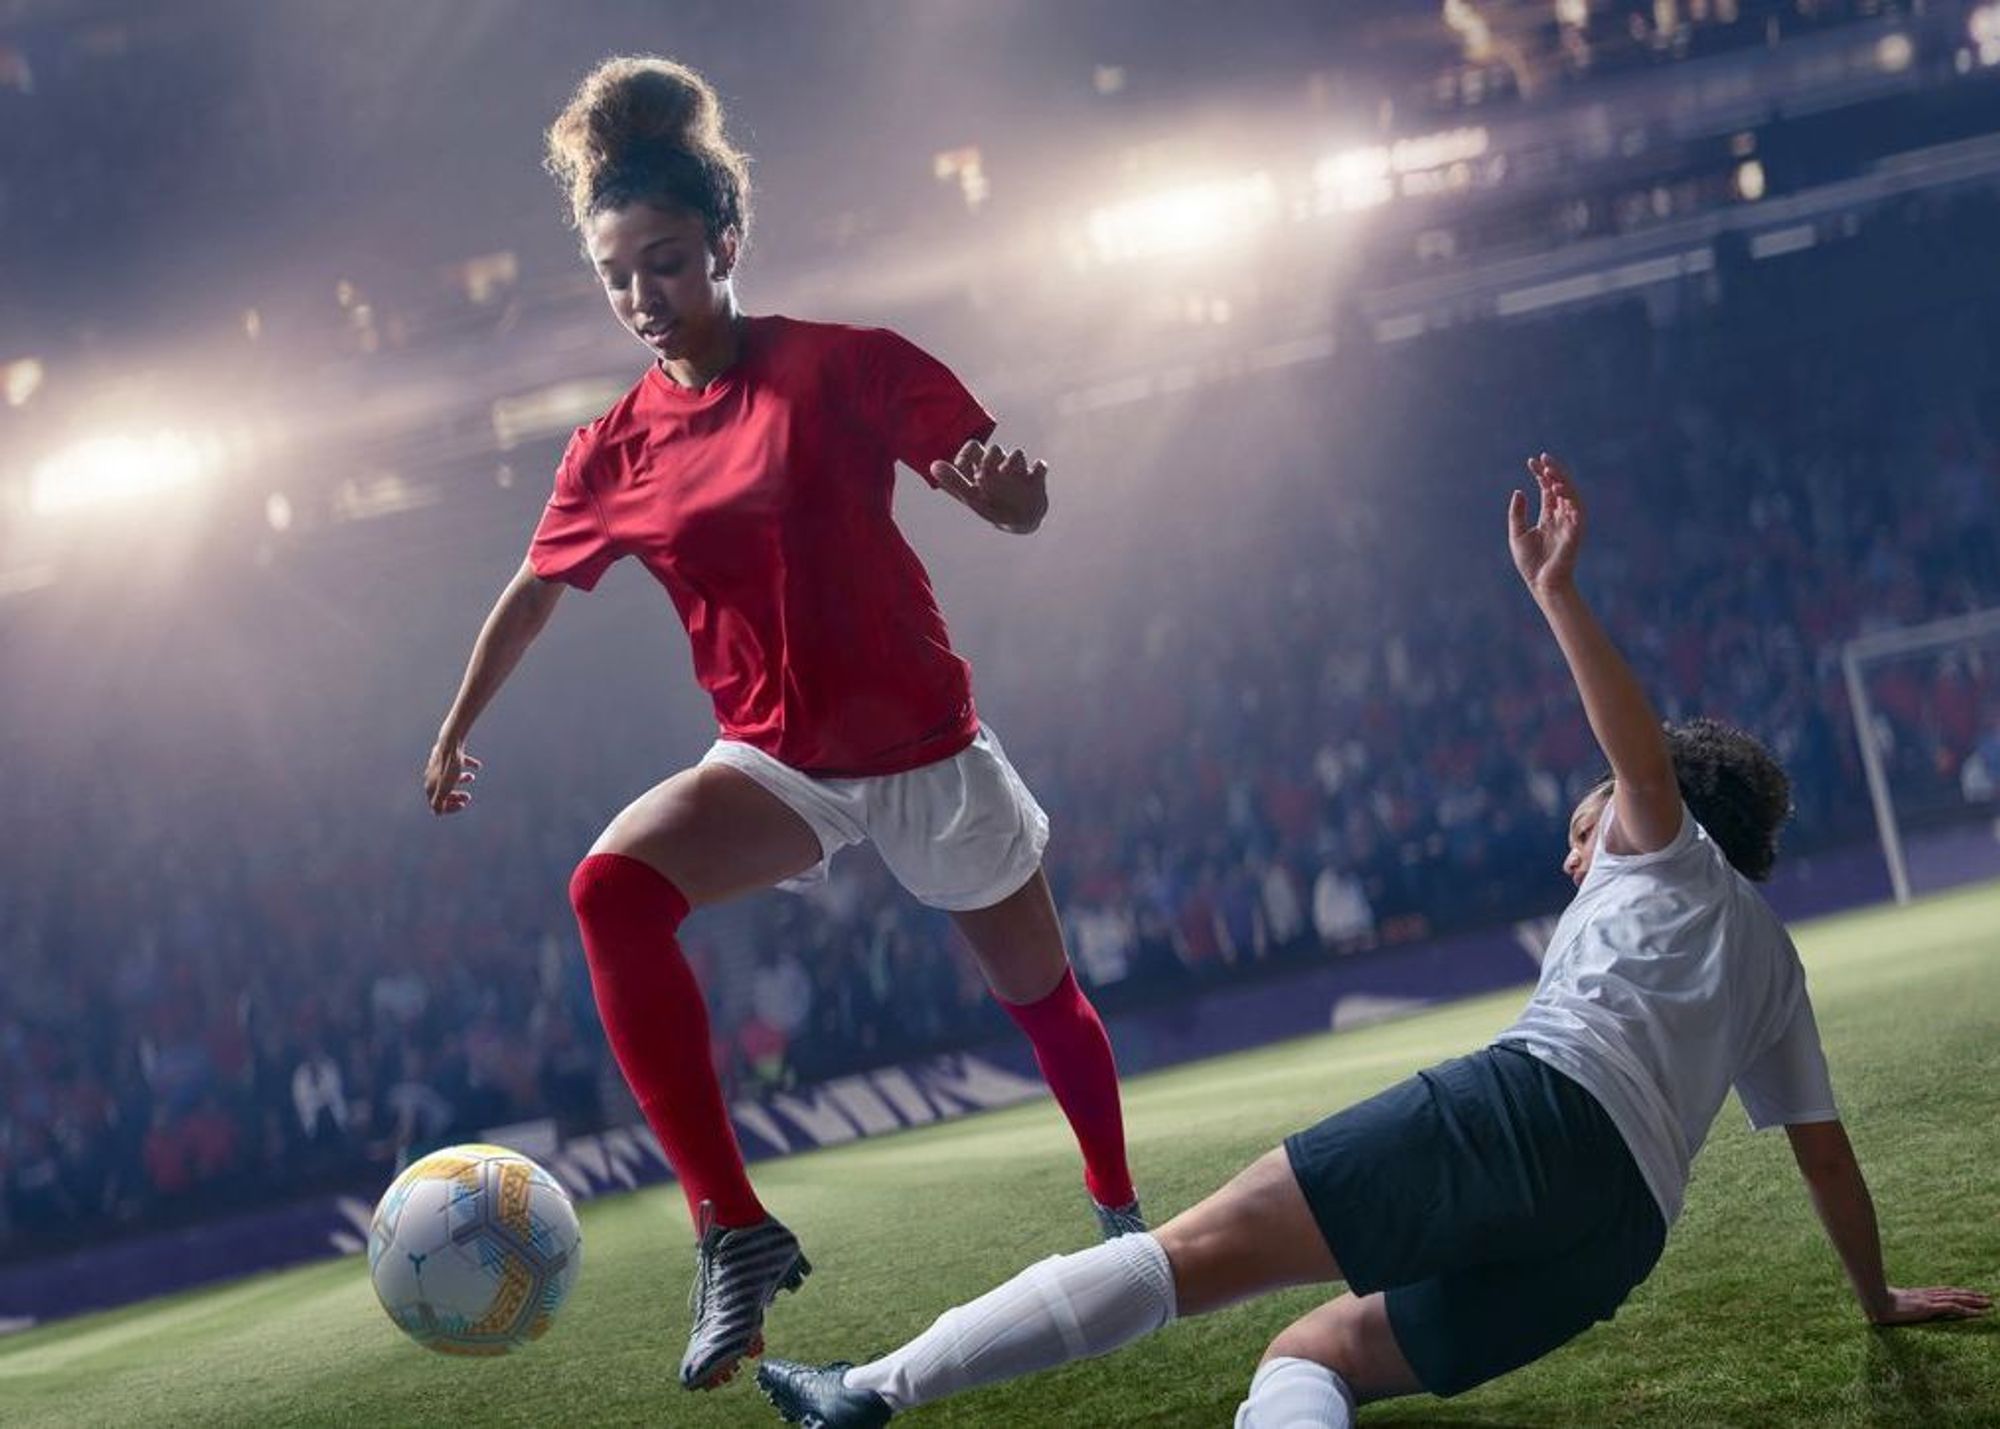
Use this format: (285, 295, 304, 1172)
(1842, 607, 2000, 905)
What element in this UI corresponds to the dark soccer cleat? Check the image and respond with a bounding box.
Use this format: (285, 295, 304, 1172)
(679, 1202, 813, 1391)
(1092, 1195, 1148, 1240)
(757, 1359, 893, 1428)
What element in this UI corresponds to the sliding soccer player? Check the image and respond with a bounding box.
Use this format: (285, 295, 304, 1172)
(759, 454, 1988, 1426)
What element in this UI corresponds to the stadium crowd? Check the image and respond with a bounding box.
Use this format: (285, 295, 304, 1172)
(4, 193, 1998, 1258)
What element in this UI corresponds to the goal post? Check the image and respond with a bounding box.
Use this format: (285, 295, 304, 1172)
(1842, 605, 2000, 906)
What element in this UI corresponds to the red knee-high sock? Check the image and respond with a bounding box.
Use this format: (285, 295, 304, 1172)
(998, 968, 1135, 1207)
(569, 853, 765, 1230)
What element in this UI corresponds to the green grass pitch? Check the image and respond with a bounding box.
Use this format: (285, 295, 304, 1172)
(3, 882, 1995, 1427)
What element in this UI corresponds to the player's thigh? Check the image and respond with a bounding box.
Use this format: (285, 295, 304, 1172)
(949, 868, 1069, 1004)
(1155, 1147, 1343, 1318)
(1382, 1245, 1654, 1400)
(590, 763, 820, 906)
(1263, 1292, 1423, 1405)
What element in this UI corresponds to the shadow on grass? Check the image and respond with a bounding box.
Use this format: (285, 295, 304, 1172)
(1862, 1322, 1994, 1428)
(1363, 1400, 1543, 1429)
(1906, 1316, 1996, 1337)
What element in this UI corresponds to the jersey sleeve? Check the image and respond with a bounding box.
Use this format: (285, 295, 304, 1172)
(528, 428, 619, 591)
(855, 328, 996, 483)
(1734, 992, 1839, 1129)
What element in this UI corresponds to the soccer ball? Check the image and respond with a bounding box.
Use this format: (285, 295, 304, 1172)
(368, 1143, 584, 1355)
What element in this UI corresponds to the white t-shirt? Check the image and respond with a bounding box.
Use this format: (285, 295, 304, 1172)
(1499, 800, 1838, 1224)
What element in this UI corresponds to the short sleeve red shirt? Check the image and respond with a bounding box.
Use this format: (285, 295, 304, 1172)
(529, 316, 993, 777)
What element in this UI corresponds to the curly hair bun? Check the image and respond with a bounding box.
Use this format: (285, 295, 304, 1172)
(1665, 717, 1793, 882)
(545, 56, 751, 237)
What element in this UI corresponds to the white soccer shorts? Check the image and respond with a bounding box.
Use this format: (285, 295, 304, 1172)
(698, 724, 1049, 912)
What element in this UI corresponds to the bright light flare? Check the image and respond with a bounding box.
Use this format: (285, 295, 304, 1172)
(1315, 127, 1488, 213)
(1082, 172, 1279, 264)
(1444, 0, 1494, 64)
(4, 357, 43, 408)
(29, 431, 211, 515)
(1316, 147, 1394, 212)
(1975, 3, 2000, 66)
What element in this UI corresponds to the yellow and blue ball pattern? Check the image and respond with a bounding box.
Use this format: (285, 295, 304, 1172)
(368, 1144, 583, 1355)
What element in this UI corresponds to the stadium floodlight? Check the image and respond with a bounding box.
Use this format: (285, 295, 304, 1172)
(1082, 172, 1279, 264)
(28, 430, 213, 515)
(1842, 605, 2000, 905)
(1443, 0, 1493, 64)
(1315, 127, 1489, 213)
(4, 357, 43, 408)
(1315, 146, 1395, 213)
(1976, 3, 2000, 66)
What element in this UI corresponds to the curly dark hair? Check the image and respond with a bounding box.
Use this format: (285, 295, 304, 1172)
(544, 56, 752, 244)
(1661, 717, 1793, 881)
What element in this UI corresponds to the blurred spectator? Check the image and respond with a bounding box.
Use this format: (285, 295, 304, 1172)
(290, 1044, 349, 1158)
(384, 1049, 455, 1166)
(4, 186, 1999, 1259)
(1257, 856, 1307, 949)
(1313, 864, 1377, 952)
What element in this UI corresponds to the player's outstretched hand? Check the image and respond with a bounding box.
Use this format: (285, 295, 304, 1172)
(1507, 452, 1585, 597)
(1869, 1285, 1992, 1325)
(931, 439, 1049, 534)
(424, 739, 481, 816)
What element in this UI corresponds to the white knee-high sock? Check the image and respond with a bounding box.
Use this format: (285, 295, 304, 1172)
(844, 1232, 1177, 1411)
(1233, 1356, 1356, 1428)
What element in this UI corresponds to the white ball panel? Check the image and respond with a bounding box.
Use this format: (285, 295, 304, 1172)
(368, 1144, 585, 1354)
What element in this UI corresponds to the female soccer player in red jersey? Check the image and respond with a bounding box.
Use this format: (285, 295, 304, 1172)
(420, 56, 1139, 1390)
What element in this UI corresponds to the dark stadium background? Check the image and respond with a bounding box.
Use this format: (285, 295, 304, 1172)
(3, 0, 1997, 1283)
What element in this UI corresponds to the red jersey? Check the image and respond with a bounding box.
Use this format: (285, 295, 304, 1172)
(529, 316, 993, 777)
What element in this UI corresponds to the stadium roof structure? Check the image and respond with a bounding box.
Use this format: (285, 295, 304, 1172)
(3, 0, 1995, 558)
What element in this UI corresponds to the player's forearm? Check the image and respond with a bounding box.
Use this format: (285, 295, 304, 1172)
(1534, 581, 1676, 798)
(1800, 1157, 1893, 1320)
(438, 564, 562, 743)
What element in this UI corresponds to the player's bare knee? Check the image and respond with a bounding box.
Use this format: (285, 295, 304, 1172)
(584, 777, 714, 891)
(1157, 1149, 1329, 1316)
(582, 823, 693, 891)
(1263, 1312, 1361, 1376)
(1263, 1295, 1419, 1404)
(1157, 1212, 1269, 1319)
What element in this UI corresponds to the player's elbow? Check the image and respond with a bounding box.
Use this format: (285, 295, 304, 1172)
(1605, 773, 1681, 853)
(509, 569, 565, 623)
(1612, 763, 1677, 812)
